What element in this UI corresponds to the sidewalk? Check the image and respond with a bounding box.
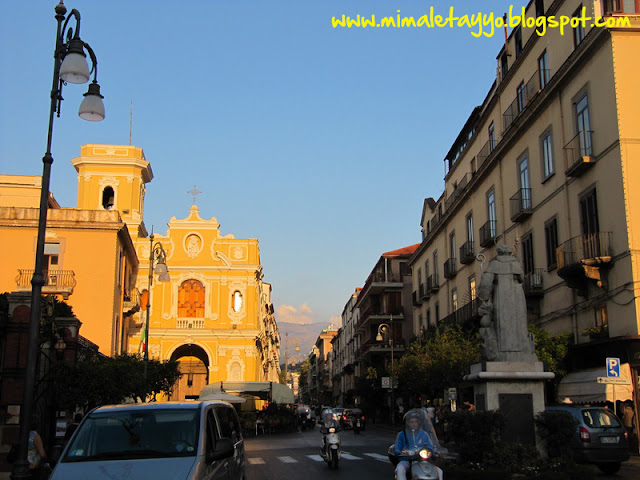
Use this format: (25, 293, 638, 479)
(625, 454, 640, 469)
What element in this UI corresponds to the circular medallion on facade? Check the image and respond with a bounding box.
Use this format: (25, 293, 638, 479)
(184, 233, 202, 258)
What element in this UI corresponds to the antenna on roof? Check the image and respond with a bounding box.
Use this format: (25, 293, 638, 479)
(129, 100, 133, 145)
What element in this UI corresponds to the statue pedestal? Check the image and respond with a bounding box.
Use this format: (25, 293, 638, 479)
(464, 362, 554, 446)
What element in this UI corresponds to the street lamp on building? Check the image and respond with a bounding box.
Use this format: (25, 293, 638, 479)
(144, 233, 170, 379)
(376, 320, 395, 425)
(14, 3, 104, 479)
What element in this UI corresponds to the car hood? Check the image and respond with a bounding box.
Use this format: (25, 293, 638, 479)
(50, 456, 197, 480)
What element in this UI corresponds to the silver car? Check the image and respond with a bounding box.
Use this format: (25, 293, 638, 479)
(546, 405, 630, 474)
(50, 401, 246, 480)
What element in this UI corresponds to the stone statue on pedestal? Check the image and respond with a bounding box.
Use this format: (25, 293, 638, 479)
(477, 245, 537, 362)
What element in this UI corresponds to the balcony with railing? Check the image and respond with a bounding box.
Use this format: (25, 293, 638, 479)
(564, 130, 594, 177)
(360, 270, 404, 297)
(510, 188, 533, 222)
(358, 304, 404, 330)
(441, 298, 480, 328)
(15, 269, 76, 298)
(476, 138, 496, 171)
(356, 338, 406, 359)
(419, 283, 429, 301)
(524, 269, 544, 297)
(429, 211, 443, 232)
(503, 69, 548, 131)
(444, 174, 470, 211)
(460, 241, 475, 264)
(177, 319, 205, 329)
(124, 288, 140, 309)
(443, 258, 457, 279)
(427, 274, 440, 293)
(556, 232, 613, 290)
(412, 291, 421, 306)
(479, 220, 497, 248)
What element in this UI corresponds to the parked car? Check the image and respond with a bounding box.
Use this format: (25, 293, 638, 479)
(545, 404, 630, 474)
(50, 401, 246, 480)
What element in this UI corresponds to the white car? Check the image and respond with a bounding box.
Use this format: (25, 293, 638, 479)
(50, 401, 246, 480)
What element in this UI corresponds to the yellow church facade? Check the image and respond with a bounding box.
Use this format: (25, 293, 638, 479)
(128, 204, 280, 399)
(1, 144, 280, 399)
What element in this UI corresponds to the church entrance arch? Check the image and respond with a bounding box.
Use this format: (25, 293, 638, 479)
(169, 344, 209, 401)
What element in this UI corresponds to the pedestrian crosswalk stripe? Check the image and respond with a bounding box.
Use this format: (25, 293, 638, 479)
(246, 452, 386, 465)
(277, 456, 298, 463)
(341, 453, 362, 460)
(364, 453, 389, 462)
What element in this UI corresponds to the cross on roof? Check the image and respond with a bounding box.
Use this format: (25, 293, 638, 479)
(188, 185, 202, 205)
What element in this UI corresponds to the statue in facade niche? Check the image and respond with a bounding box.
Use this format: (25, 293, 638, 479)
(477, 245, 537, 362)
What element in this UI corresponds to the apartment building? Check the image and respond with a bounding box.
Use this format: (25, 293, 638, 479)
(409, 0, 640, 408)
(330, 289, 361, 406)
(307, 325, 339, 406)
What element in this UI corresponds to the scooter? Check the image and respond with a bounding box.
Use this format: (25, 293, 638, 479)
(388, 447, 441, 480)
(320, 426, 341, 469)
(353, 416, 362, 434)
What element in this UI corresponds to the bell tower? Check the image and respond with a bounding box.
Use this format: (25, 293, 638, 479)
(72, 144, 153, 238)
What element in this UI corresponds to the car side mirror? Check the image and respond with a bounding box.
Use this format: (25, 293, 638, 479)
(207, 438, 234, 463)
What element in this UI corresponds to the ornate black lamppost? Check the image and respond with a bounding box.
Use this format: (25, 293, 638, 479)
(143, 233, 170, 379)
(12, 2, 104, 479)
(376, 319, 395, 425)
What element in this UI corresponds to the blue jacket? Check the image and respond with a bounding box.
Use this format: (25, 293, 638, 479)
(393, 429, 434, 459)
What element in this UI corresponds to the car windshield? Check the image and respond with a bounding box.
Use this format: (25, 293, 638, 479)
(581, 409, 622, 428)
(62, 409, 200, 462)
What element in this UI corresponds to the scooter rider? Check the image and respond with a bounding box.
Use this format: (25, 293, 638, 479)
(319, 409, 340, 435)
(392, 411, 435, 480)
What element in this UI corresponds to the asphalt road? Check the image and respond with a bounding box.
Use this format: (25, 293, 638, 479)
(245, 426, 397, 480)
(245, 426, 640, 480)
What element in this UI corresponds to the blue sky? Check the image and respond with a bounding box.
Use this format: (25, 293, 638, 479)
(0, 0, 526, 331)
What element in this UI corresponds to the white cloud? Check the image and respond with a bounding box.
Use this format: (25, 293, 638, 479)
(276, 304, 315, 325)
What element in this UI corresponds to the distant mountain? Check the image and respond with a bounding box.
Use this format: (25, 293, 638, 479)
(277, 321, 332, 364)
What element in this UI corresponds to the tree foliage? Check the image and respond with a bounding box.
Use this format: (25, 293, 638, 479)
(528, 324, 571, 379)
(397, 325, 481, 399)
(51, 353, 181, 410)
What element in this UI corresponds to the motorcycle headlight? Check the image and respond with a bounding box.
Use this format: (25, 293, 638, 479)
(419, 449, 431, 460)
(329, 428, 336, 433)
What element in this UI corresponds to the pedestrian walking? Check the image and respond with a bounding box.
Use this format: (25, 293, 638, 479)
(28, 419, 50, 480)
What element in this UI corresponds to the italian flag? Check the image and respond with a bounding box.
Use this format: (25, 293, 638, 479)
(140, 327, 147, 354)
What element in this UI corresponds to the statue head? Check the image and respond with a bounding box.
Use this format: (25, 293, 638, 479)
(496, 245, 513, 256)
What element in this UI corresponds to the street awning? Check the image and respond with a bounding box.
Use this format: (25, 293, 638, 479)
(557, 363, 633, 404)
(199, 391, 246, 404)
(199, 381, 295, 404)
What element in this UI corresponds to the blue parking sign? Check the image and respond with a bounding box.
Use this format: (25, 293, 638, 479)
(606, 358, 620, 377)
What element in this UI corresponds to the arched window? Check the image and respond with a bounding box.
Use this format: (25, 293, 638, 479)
(232, 291, 243, 312)
(178, 280, 205, 317)
(102, 186, 115, 209)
